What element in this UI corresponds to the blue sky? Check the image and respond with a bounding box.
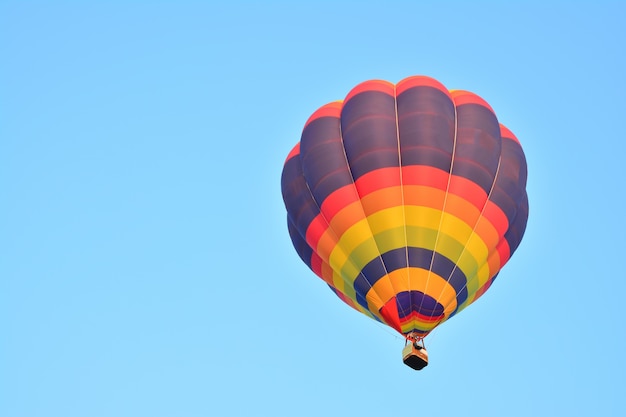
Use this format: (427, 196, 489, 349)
(2, 2, 625, 416)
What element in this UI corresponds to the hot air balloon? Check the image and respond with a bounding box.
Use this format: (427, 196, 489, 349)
(281, 75, 528, 370)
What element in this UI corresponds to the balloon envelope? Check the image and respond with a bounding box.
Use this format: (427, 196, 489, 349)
(281, 76, 528, 338)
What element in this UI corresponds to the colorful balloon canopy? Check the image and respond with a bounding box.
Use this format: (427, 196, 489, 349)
(281, 75, 528, 338)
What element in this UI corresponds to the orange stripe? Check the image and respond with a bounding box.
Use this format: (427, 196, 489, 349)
(482, 201, 509, 239)
(447, 175, 489, 210)
(403, 185, 446, 209)
(285, 143, 300, 163)
(315, 228, 339, 261)
(500, 123, 521, 145)
(311, 192, 503, 260)
(474, 216, 502, 258)
(305, 214, 329, 249)
(358, 186, 404, 215)
(354, 167, 401, 196)
(320, 185, 360, 220)
(486, 245, 502, 276)
(344, 79, 395, 103)
(451, 90, 495, 113)
(473, 279, 493, 302)
(321, 262, 335, 284)
(396, 75, 451, 97)
(327, 200, 367, 237)
(303, 101, 342, 128)
(443, 193, 482, 230)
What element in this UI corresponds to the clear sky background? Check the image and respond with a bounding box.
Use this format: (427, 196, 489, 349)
(2, 2, 625, 416)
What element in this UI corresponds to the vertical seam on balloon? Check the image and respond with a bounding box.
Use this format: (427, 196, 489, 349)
(417, 91, 459, 324)
(337, 92, 399, 326)
(300, 179, 380, 322)
(452, 177, 527, 314)
(334, 107, 391, 321)
(296, 132, 383, 323)
(433, 150, 503, 319)
(394, 82, 412, 325)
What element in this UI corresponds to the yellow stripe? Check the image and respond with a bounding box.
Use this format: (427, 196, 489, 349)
(321, 204, 498, 319)
(367, 206, 405, 234)
(401, 319, 440, 334)
(324, 261, 385, 321)
(328, 206, 491, 284)
(366, 207, 408, 261)
(435, 214, 505, 309)
(404, 205, 442, 232)
(329, 219, 378, 274)
(367, 269, 403, 307)
(456, 243, 503, 312)
(437, 212, 475, 259)
(309, 191, 498, 325)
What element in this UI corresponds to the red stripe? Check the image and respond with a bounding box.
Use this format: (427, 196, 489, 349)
(447, 175, 489, 211)
(396, 75, 451, 97)
(321, 262, 335, 285)
(335, 290, 360, 313)
(451, 90, 495, 113)
(399, 310, 445, 324)
(344, 79, 395, 103)
(285, 143, 300, 164)
(304, 214, 328, 250)
(495, 238, 511, 266)
(482, 200, 509, 239)
(473, 278, 493, 301)
(402, 165, 449, 189)
(353, 166, 451, 194)
(303, 101, 342, 129)
(308, 166, 506, 255)
(380, 298, 402, 333)
(319, 184, 360, 220)
(500, 123, 521, 145)
(310, 252, 324, 280)
(354, 167, 402, 196)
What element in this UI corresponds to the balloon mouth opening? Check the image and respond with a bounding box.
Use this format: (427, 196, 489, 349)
(379, 291, 447, 334)
(396, 291, 445, 318)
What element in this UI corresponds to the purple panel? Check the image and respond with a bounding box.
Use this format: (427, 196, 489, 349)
(340, 91, 400, 180)
(397, 85, 456, 171)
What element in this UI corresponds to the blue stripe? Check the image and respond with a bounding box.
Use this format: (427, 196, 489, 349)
(396, 291, 444, 318)
(355, 247, 469, 311)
